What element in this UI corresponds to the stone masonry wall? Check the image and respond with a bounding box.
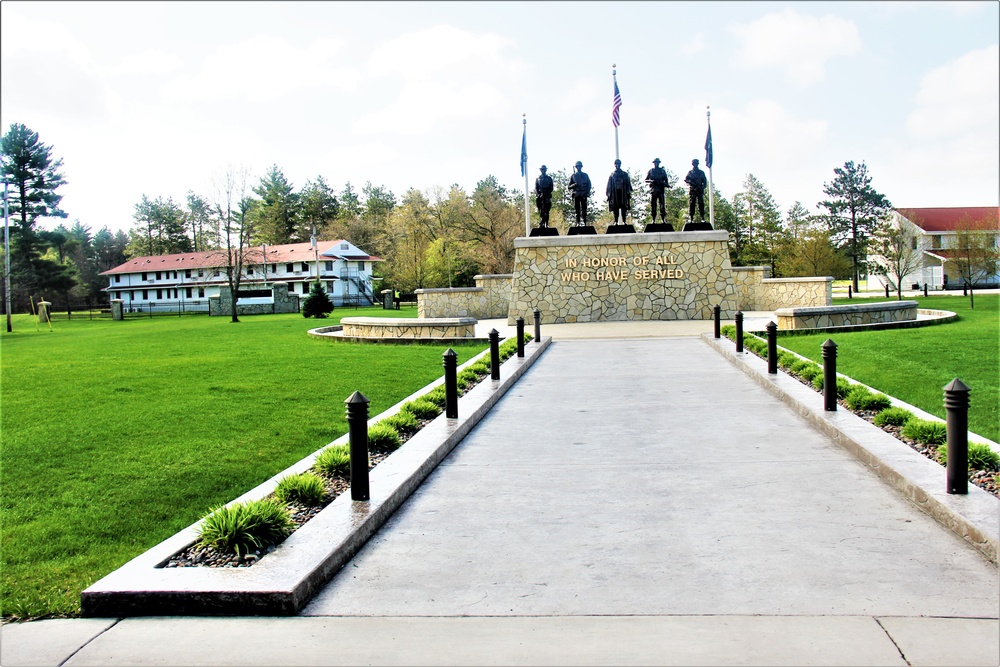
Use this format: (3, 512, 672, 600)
(775, 301, 918, 330)
(340, 317, 478, 339)
(417, 274, 512, 319)
(509, 231, 739, 324)
(210, 281, 300, 316)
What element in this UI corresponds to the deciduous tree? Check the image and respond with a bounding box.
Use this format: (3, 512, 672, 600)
(949, 213, 1000, 308)
(870, 215, 922, 300)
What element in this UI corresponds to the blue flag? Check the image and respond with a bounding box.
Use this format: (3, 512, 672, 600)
(520, 126, 527, 177)
(705, 124, 713, 169)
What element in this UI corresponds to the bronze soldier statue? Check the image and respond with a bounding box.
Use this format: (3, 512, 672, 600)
(606, 159, 632, 224)
(535, 165, 554, 228)
(568, 161, 592, 225)
(645, 158, 670, 223)
(684, 158, 708, 222)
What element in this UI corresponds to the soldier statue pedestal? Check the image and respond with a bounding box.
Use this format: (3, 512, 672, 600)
(568, 225, 597, 235)
(529, 226, 560, 237)
(683, 221, 714, 231)
(605, 223, 636, 234)
(645, 222, 675, 232)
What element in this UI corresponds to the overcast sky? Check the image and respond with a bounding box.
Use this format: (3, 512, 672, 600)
(2, 1, 997, 236)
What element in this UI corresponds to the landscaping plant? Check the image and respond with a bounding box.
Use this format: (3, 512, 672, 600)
(274, 472, 327, 505)
(196, 499, 295, 557)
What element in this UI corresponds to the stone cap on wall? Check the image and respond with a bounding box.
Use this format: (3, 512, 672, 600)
(473, 274, 513, 280)
(340, 317, 478, 326)
(763, 276, 834, 283)
(415, 287, 483, 294)
(514, 230, 730, 248)
(775, 300, 918, 317)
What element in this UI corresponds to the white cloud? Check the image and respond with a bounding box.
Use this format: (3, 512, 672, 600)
(729, 9, 862, 85)
(906, 45, 999, 140)
(160, 36, 361, 103)
(680, 33, 707, 58)
(353, 80, 507, 136)
(367, 24, 520, 80)
(113, 50, 185, 75)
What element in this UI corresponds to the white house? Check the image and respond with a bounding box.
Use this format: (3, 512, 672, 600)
(101, 240, 383, 311)
(866, 207, 999, 291)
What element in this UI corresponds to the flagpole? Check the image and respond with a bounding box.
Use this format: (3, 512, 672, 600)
(522, 114, 530, 236)
(706, 106, 715, 229)
(613, 65, 620, 161)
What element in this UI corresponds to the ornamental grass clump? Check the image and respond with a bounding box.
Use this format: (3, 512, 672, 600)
(846, 385, 874, 411)
(402, 398, 441, 420)
(874, 407, 914, 427)
(380, 410, 420, 435)
(424, 385, 447, 408)
(797, 364, 821, 382)
(197, 499, 294, 557)
(936, 443, 1000, 471)
(274, 472, 327, 505)
(314, 444, 351, 477)
(901, 418, 947, 445)
(777, 351, 799, 369)
(368, 422, 401, 453)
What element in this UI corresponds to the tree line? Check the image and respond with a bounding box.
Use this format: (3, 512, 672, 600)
(4, 121, 995, 317)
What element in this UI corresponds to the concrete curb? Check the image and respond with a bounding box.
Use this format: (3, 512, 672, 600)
(703, 333, 999, 564)
(80, 338, 552, 616)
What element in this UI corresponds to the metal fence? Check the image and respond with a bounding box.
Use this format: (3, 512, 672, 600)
(122, 300, 211, 318)
(45, 303, 115, 321)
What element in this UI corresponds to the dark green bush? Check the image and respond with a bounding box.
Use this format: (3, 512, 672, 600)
(197, 499, 294, 557)
(936, 442, 1000, 471)
(380, 410, 420, 435)
(858, 393, 892, 412)
(836, 377, 853, 399)
(314, 444, 351, 477)
(302, 282, 334, 318)
(402, 398, 441, 420)
(901, 418, 947, 445)
(873, 407, 914, 427)
(368, 422, 401, 453)
(424, 385, 447, 408)
(458, 368, 481, 386)
(777, 351, 799, 369)
(797, 365, 821, 382)
(274, 472, 327, 505)
(845, 385, 872, 411)
(790, 359, 814, 375)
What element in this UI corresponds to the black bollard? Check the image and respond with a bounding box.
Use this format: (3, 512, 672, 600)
(713, 305, 721, 339)
(944, 379, 971, 495)
(885, 284, 890, 298)
(516, 317, 525, 357)
(345, 391, 370, 501)
(766, 321, 778, 374)
(443, 349, 458, 418)
(848, 285, 852, 299)
(489, 329, 500, 380)
(735, 311, 744, 353)
(923, 283, 928, 297)
(533, 308, 541, 341)
(822, 339, 838, 411)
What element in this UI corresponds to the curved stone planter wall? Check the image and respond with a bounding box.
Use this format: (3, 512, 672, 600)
(417, 274, 511, 319)
(337, 317, 478, 340)
(776, 301, 919, 330)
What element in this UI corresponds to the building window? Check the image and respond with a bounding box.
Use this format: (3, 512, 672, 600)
(156, 271, 162, 280)
(114, 275, 121, 283)
(340, 243, 348, 249)
(156, 289, 163, 299)
(911, 237, 918, 250)
(214, 269, 220, 277)
(247, 266, 254, 276)
(198, 268, 205, 277)
(358, 261, 365, 271)
(142, 289, 148, 300)
(301, 262, 309, 272)
(326, 281, 335, 292)
(932, 235, 942, 249)
(129, 291, 134, 300)
(324, 261, 333, 271)
(286, 263, 293, 272)
(141, 272, 148, 280)
(198, 287, 205, 298)
(186, 287, 193, 298)
(185, 269, 192, 278)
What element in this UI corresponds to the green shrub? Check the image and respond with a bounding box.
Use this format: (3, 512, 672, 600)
(856, 392, 893, 412)
(380, 410, 420, 435)
(777, 351, 799, 369)
(455, 375, 469, 391)
(314, 444, 351, 477)
(836, 377, 853, 399)
(901, 418, 947, 445)
(302, 282, 334, 318)
(721, 324, 736, 338)
(424, 385, 447, 408)
(469, 360, 490, 376)
(368, 422, 402, 453)
(873, 407, 914, 427)
(402, 398, 441, 420)
(811, 373, 825, 390)
(458, 368, 481, 386)
(845, 385, 872, 411)
(197, 498, 294, 557)
(936, 443, 1000, 471)
(797, 365, 821, 382)
(790, 359, 814, 375)
(274, 472, 327, 505)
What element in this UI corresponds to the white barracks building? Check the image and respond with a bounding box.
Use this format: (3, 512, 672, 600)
(101, 240, 382, 311)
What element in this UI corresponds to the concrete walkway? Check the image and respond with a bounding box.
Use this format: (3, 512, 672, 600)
(3, 329, 998, 666)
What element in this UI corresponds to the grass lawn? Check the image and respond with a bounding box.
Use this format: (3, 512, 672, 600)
(773, 294, 999, 443)
(0, 308, 485, 620)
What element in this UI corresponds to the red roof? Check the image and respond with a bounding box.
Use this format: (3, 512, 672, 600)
(101, 241, 383, 276)
(897, 207, 999, 232)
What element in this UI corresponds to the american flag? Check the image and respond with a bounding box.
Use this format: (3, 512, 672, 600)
(612, 78, 622, 128)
